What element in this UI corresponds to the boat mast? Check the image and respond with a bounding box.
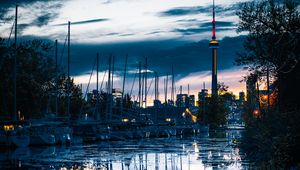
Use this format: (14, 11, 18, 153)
(67, 21, 71, 119)
(111, 55, 114, 93)
(13, 5, 18, 121)
(96, 53, 100, 120)
(171, 65, 174, 105)
(55, 40, 58, 116)
(107, 55, 111, 122)
(121, 54, 128, 116)
(138, 61, 141, 109)
(156, 73, 159, 101)
(154, 72, 158, 101)
(165, 74, 168, 105)
(154, 72, 159, 122)
(164, 78, 166, 104)
(203, 82, 206, 114)
(144, 57, 147, 108)
(141, 64, 144, 108)
(110, 55, 114, 121)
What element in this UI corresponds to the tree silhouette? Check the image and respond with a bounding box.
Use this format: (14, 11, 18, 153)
(235, 0, 300, 111)
(0, 38, 85, 119)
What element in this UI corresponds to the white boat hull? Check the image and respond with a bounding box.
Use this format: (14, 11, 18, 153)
(11, 135, 30, 147)
(30, 134, 56, 145)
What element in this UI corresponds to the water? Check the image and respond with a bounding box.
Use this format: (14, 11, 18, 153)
(0, 129, 252, 169)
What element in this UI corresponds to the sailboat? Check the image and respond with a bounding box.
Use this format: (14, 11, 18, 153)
(0, 120, 30, 147)
(0, 5, 30, 148)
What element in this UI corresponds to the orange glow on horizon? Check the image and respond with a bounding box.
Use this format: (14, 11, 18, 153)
(74, 68, 247, 106)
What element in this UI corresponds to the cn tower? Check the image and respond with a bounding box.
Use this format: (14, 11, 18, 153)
(209, 0, 219, 96)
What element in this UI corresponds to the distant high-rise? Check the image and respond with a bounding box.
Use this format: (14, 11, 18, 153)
(239, 91, 245, 102)
(198, 89, 208, 104)
(209, 0, 219, 96)
(176, 94, 189, 107)
(189, 95, 195, 107)
(246, 76, 258, 113)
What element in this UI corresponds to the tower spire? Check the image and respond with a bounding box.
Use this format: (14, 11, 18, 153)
(212, 0, 216, 40)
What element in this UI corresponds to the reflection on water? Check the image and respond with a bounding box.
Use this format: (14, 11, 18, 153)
(0, 129, 252, 169)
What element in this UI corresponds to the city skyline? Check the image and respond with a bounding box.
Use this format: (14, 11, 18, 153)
(0, 0, 250, 105)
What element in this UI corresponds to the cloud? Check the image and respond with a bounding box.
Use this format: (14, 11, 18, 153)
(201, 21, 236, 27)
(1, 0, 243, 44)
(172, 20, 237, 36)
(34, 13, 53, 27)
(160, 6, 210, 17)
(32, 12, 59, 27)
(119, 33, 135, 37)
(144, 31, 166, 35)
(174, 27, 233, 35)
(159, 4, 240, 17)
(64, 39, 189, 76)
(17, 24, 30, 34)
(54, 18, 109, 26)
(13, 34, 246, 81)
(145, 36, 246, 79)
(67, 36, 244, 79)
(0, 0, 64, 35)
(105, 32, 119, 36)
(68, 36, 245, 79)
(0, 0, 63, 20)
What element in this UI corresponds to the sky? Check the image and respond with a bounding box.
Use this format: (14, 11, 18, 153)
(0, 0, 250, 104)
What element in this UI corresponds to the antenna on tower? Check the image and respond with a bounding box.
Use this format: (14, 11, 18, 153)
(212, 0, 216, 40)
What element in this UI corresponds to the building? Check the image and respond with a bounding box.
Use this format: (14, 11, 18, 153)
(209, 0, 219, 96)
(239, 91, 245, 103)
(176, 94, 189, 108)
(112, 88, 123, 106)
(112, 88, 122, 98)
(246, 75, 259, 114)
(189, 95, 195, 107)
(198, 89, 208, 105)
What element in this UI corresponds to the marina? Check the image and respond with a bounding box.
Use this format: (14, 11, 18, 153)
(0, 128, 251, 169)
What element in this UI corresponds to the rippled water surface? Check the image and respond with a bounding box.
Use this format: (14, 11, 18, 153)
(0, 129, 253, 169)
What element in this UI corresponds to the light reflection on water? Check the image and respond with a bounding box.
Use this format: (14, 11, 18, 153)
(0, 129, 252, 169)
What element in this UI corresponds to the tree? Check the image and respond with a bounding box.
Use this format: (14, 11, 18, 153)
(236, 0, 300, 168)
(198, 82, 230, 128)
(217, 82, 228, 95)
(0, 38, 85, 119)
(235, 0, 300, 111)
(46, 74, 86, 118)
(205, 96, 228, 128)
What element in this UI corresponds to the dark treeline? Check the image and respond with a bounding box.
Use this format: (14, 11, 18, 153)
(235, 0, 300, 168)
(0, 37, 134, 120)
(0, 38, 85, 118)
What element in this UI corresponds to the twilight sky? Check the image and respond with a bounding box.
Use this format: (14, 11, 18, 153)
(0, 0, 250, 104)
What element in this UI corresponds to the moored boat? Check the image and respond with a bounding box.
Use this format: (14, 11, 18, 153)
(0, 121, 30, 148)
(28, 123, 56, 145)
